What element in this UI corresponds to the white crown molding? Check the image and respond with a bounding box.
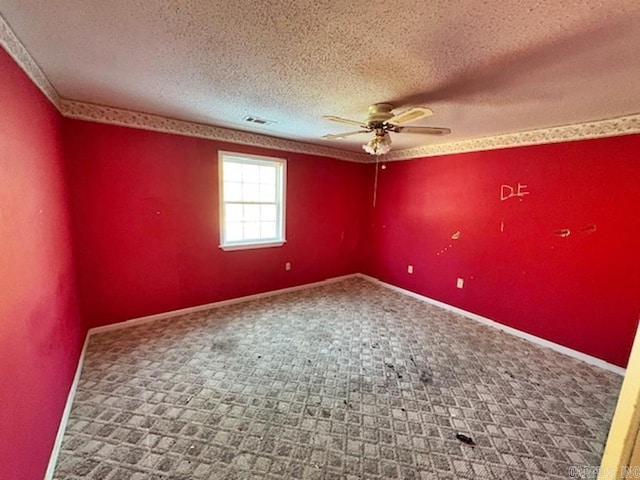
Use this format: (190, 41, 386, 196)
(0, 13, 60, 107)
(59, 99, 368, 163)
(387, 113, 640, 161)
(2, 13, 639, 163)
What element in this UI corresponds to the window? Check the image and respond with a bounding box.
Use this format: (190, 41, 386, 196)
(219, 152, 286, 250)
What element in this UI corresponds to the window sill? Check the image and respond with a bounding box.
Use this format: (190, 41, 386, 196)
(219, 240, 286, 251)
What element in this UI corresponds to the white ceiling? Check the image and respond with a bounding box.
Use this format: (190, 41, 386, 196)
(1, 0, 639, 155)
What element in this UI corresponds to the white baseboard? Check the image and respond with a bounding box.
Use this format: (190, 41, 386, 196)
(45, 273, 359, 477)
(45, 271, 625, 477)
(357, 274, 626, 376)
(44, 334, 89, 480)
(89, 273, 360, 335)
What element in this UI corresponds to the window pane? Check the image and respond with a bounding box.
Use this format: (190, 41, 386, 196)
(224, 162, 242, 182)
(244, 204, 260, 222)
(244, 222, 261, 239)
(225, 203, 243, 223)
(226, 222, 244, 242)
(259, 183, 276, 203)
(242, 183, 260, 202)
(224, 181, 242, 202)
(261, 204, 277, 222)
(261, 222, 276, 238)
(259, 165, 276, 184)
(220, 153, 285, 248)
(242, 164, 261, 183)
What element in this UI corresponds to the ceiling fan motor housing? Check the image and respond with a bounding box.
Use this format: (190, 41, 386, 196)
(366, 103, 395, 126)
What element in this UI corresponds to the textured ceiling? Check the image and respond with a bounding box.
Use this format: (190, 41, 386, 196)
(1, 0, 640, 155)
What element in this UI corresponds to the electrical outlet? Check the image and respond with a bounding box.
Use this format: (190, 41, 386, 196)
(457, 278, 464, 289)
(408, 265, 414, 274)
(285, 262, 291, 271)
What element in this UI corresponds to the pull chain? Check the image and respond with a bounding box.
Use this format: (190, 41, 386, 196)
(373, 155, 380, 207)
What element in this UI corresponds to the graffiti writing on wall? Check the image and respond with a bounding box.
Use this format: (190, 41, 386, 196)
(501, 183, 529, 201)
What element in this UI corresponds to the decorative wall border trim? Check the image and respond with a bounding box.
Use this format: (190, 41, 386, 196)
(0, 13, 60, 107)
(2, 12, 639, 163)
(0, 13, 365, 163)
(59, 100, 367, 163)
(384, 113, 640, 161)
(51, 101, 640, 165)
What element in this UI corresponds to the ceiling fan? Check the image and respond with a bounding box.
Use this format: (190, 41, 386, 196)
(322, 103, 451, 155)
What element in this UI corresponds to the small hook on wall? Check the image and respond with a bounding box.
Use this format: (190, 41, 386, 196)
(554, 229, 571, 238)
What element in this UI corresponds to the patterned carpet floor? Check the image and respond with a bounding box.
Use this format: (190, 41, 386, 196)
(53, 277, 622, 479)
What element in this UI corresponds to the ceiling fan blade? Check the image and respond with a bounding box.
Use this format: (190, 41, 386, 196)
(396, 126, 451, 135)
(386, 106, 433, 125)
(322, 130, 369, 140)
(322, 115, 365, 127)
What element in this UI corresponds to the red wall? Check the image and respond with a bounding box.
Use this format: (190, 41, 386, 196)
(3, 28, 639, 480)
(64, 120, 369, 327)
(0, 48, 85, 479)
(363, 136, 640, 367)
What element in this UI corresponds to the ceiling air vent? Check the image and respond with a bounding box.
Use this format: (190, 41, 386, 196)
(244, 116, 276, 125)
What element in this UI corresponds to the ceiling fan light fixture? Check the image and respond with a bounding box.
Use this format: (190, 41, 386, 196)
(363, 132, 392, 155)
(323, 103, 449, 154)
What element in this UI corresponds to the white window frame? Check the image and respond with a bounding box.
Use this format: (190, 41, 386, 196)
(218, 151, 286, 251)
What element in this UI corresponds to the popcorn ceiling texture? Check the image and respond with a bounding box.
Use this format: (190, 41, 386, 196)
(1, 2, 640, 159)
(52, 279, 620, 479)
